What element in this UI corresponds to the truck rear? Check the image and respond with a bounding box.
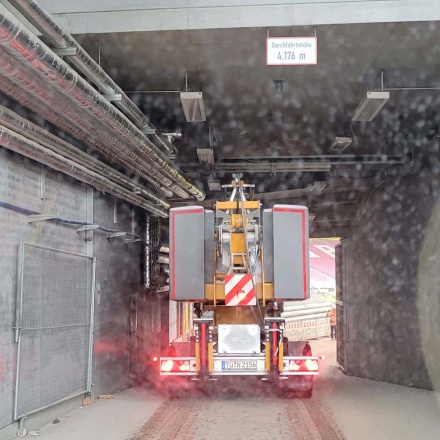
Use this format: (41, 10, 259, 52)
(159, 175, 321, 397)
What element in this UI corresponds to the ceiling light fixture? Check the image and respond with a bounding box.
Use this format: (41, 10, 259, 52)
(180, 91, 206, 122)
(329, 137, 352, 153)
(197, 148, 214, 165)
(352, 91, 390, 122)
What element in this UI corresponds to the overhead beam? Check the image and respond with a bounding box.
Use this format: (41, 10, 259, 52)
(38, 1, 440, 34)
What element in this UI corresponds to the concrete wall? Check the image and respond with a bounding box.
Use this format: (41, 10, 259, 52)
(341, 166, 440, 391)
(0, 148, 89, 433)
(0, 148, 157, 438)
(91, 193, 145, 396)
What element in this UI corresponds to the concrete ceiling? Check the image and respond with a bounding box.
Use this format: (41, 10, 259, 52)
(31, 5, 440, 237)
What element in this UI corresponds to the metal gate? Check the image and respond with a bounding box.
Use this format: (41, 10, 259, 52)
(14, 243, 96, 420)
(335, 243, 347, 371)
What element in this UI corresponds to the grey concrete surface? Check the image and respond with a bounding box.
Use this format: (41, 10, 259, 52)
(92, 193, 145, 398)
(315, 339, 440, 440)
(16, 388, 164, 440)
(341, 169, 440, 391)
(0, 149, 88, 431)
(21, 338, 440, 440)
(37, 0, 440, 33)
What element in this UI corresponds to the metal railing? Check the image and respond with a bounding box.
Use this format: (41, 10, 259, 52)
(284, 318, 330, 341)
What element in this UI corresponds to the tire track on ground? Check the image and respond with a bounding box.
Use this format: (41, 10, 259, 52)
(286, 398, 323, 439)
(131, 394, 345, 440)
(130, 399, 196, 440)
(286, 398, 346, 440)
(306, 399, 346, 440)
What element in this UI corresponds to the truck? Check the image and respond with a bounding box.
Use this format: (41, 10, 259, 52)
(159, 174, 321, 397)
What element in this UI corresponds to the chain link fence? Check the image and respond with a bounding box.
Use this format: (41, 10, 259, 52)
(14, 243, 95, 420)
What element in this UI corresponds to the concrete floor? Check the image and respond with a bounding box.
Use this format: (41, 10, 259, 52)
(20, 338, 440, 440)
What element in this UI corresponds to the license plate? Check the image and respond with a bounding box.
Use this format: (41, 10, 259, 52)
(222, 360, 258, 370)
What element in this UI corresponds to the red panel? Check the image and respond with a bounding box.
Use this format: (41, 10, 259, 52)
(272, 322, 278, 366)
(201, 324, 207, 367)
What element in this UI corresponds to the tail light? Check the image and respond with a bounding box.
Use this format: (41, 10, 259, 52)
(289, 361, 301, 371)
(153, 356, 158, 362)
(160, 358, 194, 373)
(179, 361, 190, 371)
(161, 359, 174, 372)
(304, 359, 319, 371)
(288, 359, 319, 372)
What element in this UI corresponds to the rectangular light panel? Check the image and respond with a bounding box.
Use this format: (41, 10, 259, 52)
(197, 148, 214, 165)
(352, 91, 390, 122)
(329, 137, 352, 153)
(180, 91, 206, 122)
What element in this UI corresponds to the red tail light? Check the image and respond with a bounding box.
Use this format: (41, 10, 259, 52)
(160, 358, 194, 373)
(153, 356, 158, 362)
(304, 359, 319, 371)
(288, 359, 319, 372)
(289, 361, 301, 371)
(161, 360, 174, 372)
(179, 361, 190, 371)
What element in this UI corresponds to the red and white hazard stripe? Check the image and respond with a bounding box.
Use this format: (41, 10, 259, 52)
(224, 274, 257, 306)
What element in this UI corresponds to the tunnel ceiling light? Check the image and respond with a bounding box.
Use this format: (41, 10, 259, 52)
(352, 91, 390, 122)
(329, 137, 352, 153)
(180, 91, 206, 122)
(197, 148, 215, 165)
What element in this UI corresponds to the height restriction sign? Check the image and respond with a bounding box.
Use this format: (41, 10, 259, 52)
(266, 37, 317, 66)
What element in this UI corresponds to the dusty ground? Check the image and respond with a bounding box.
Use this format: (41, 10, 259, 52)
(25, 338, 440, 440)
